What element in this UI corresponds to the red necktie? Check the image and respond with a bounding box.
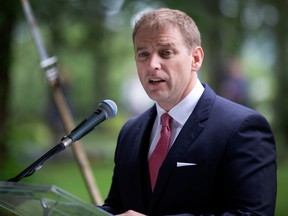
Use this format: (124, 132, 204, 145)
(149, 113, 172, 191)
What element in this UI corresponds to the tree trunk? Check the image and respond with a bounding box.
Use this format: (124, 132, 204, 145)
(273, 0, 288, 150)
(0, 0, 19, 169)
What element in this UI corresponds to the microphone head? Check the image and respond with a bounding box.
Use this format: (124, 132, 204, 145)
(98, 99, 118, 119)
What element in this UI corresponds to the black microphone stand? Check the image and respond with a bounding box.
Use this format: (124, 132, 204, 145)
(8, 137, 72, 182)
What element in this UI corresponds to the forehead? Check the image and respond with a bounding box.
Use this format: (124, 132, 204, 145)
(134, 25, 184, 49)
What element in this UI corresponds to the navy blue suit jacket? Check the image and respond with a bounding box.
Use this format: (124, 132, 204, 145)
(102, 83, 277, 216)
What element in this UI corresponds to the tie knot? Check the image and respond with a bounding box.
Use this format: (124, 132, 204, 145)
(161, 113, 171, 127)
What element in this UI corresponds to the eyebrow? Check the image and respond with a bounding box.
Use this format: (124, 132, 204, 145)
(156, 42, 176, 48)
(135, 46, 146, 52)
(135, 42, 176, 52)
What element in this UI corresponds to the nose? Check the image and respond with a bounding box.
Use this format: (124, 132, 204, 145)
(148, 54, 161, 70)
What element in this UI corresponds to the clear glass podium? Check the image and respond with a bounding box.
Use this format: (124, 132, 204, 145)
(0, 181, 111, 216)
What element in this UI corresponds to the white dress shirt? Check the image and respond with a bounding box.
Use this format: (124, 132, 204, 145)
(148, 79, 204, 158)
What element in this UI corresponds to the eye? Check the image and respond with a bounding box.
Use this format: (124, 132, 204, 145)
(161, 50, 173, 58)
(138, 52, 149, 58)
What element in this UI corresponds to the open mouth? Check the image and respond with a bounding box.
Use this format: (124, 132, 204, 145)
(149, 78, 165, 83)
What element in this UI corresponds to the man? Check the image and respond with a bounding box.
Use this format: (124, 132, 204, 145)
(101, 8, 277, 215)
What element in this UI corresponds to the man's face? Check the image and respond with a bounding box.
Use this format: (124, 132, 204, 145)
(134, 25, 201, 111)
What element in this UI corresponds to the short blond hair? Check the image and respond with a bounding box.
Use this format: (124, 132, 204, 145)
(132, 8, 201, 50)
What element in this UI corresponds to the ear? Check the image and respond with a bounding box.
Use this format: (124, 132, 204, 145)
(191, 46, 204, 72)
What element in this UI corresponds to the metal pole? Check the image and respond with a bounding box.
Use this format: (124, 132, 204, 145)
(20, 0, 103, 205)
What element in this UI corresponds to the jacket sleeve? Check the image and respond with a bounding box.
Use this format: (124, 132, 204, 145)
(100, 117, 141, 215)
(219, 113, 277, 216)
(100, 130, 125, 215)
(100, 166, 122, 215)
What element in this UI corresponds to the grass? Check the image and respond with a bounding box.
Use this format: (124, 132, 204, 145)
(21, 158, 114, 204)
(275, 161, 288, 216)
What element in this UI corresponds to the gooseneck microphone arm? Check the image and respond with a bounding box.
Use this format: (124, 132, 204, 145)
(8, 142, 66, 182)
(8, 99, 117, 183)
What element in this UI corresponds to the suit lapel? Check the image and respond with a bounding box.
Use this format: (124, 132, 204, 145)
(130, 106, 156, 163)
(148, 83, 216, 209)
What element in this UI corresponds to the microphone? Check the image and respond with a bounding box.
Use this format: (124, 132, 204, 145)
(8, 99, 117, 182)
(61, 99, 118, 147)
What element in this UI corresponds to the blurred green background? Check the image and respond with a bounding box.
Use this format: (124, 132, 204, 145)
(0, 0, 287, 215)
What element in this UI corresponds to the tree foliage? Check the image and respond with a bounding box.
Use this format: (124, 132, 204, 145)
(0, 0, 287, 176)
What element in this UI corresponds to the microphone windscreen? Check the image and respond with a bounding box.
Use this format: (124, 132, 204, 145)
(98, 99, 117, 119)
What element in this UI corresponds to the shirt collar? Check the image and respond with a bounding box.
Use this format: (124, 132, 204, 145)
(156, 79, 204, 126)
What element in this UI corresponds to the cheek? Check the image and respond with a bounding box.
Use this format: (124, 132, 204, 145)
(137, 70, 146, 85)
(181, 62, 193, 78)
(173, 68, 193, 90)
(136, 64, 144, 76)
(174, 63, 191, 79)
